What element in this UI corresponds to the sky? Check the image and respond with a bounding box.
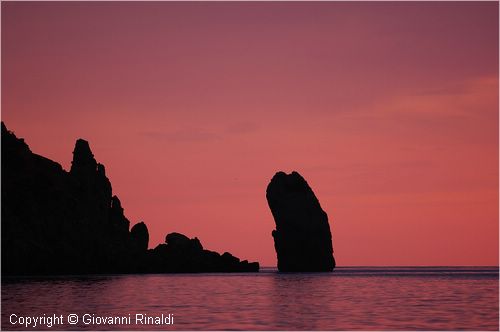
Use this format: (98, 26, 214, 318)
(1, 2, 498, 266)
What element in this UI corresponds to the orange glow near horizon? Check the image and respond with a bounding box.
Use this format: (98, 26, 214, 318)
(1, 2, 498, 266)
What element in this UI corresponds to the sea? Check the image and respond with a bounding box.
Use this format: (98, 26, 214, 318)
(1, 267, 498, 330)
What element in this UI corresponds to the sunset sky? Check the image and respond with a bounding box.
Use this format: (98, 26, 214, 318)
(2, 2, 498, 266)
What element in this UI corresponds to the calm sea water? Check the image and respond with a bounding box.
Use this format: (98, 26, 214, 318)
(2, 267, 498, 330)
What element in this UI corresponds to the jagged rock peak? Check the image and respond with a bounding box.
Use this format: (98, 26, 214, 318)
(70, 139, 97, 173)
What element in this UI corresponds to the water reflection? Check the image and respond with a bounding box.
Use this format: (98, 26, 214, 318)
(2, 268, 498, 330)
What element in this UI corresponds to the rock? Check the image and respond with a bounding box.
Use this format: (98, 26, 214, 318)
(220, 252, 240, 271)
(165, 232, 191, 248)
(266, 171, 335, 272)
(109, 195, 131, 235)
(149, 233, 259, 273)
(70, 139, 97, 175)
(1, 122, 259, 275)
(239, 260, 260, 272)
(131, 222, 149, 252)
(2, 124, 133, 274)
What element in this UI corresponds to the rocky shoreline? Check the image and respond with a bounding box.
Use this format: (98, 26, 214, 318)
(1, 122, 259, 275)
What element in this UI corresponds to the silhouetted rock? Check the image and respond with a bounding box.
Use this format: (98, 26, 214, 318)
(1, 122, 259, 275)
(131, 222, 149, 252)
(70, 139, 97, 174)
(109, 195, 131, 236)
(147, 233, 259, 273)
(166, 232, 192, 249)
(266, 171, 335, 272)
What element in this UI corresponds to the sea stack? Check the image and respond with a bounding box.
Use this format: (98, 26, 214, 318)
(266, 171, 335, 272)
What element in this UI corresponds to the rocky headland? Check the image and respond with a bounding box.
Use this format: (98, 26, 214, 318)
(1, 122, 258, 275)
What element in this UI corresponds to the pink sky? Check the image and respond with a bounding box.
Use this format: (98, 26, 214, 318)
(2, 2, 498, 266)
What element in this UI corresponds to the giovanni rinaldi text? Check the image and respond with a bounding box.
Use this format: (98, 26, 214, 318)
(9, 313, 174, 328)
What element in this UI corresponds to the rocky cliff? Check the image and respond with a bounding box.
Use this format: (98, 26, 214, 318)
(266, 171, 335, 272)
(1, 122, 258, 275)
